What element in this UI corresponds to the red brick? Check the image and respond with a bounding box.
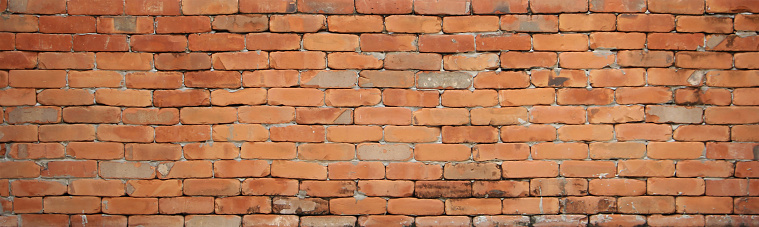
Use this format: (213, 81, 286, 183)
(300, 70, 357, 88)
(735, 197, 759, 214)
(214, 160, 270, 178)
(156, 161, 213, 179)
(0, 125, 37, 142)
(95, 52, 152, 71)
(444, 54, 500, 71)
(473, 143, 529, 161)
(706, 179, 749, 196)
(128, 215, 183, 226)
(589, 0, 646, 12)
(68, 0, 123, 15)
(736, 14, 759, 31)
(242, 178, 299, 196)
(443, 16, 499, 33)
(445, 198, 501, 215)
(211, 89, 266, 106)
(189, 33, 244, 52)
(39, 16, 95, 34)
(589, 179, 645, 196)
(707, 70, 759, 87)
(4, 106, 60, 125)
(500, 15, 558, 32)
(325, 88, 382, 107)
(677, 15, 733, 33)
(676, 51, 733, 69)
(211, 52, 268, 70)
(414, 0, 471, 14)
(442, 126, 498, 143)
(42, 160, 98, 178)
(213, 15, 269, 33)
(215, 196, 271, 214)
(356, 143, 412, 161)
(155, 53, 211, 70)
(126, 180, 182, 197)
(102, 198, 157, 215)
(617, 196, 675, 214)
(444, 162, 500, 180)
(0, 33, 14, 50)
(559, 13, 615, 31)
(99, 161, 156, 179)
(155, 16, 211, 33)
(130, 35, 187, 52)
(530, 0, 587, 13)
(500, 52, 556, 70)
(66, 142, 124, 160)
(243, 70, 299, 87)
(531, 142, 588, 160)
(326, 53, 382, 70)
(385, 15, 441, 33)
(297, 0, 354, 14)
(647, 142, 704, 159)
(8, 143, 64, 159)
(70, 215, 127, 227)
(8, 0, 66, 14)
(0, 15, 38, 32)
(125, 0, 181, 15)
(0, 88, 37, 107)
(240, 0, 297, 13)
(269, 51, 325, 69)
(647, 68, 704, 86)
(270, 160, 327, 180)
(560, 196, 616, 214)
(73, 34, 129, 52)
(15, 33, 71, 52)
(673, 125, 729, 142)
(419, 34, 475, 53)
(95, 89, 152, 107)
(125, 72, 181, 89)
(8, 70, 64, 88)
(155, 125, 210, 142)
(733, 125, 759, 142)
(300, 216, 354, 226)
(67, 71, 120, 88)
(677, 160, 734, 177)
(502, 198, 559, 215)
(300, 180, 356, 197)
(38, 52, 94, 70)
(356, 180, 413, 197)
(185, 71, 241, 89)
(358, 216, 414, 227)
(647, 178, 705, 196)
(183, 179, 240, 196)
(705, 106, 759, 124)
(183, 142, 238, 160)
(385, 52, 441, 70)
(122, 108, 179, 125)
(648, 33, 704, 51)
(159, 197, 214, 214)
(415, 144, 471, 161)
(616, 87, 672, 104)
(500, 125, 556, 142)
(269, 125, 323, 143)
(98, 125, 154, 143)
(382, 89, 438, 107)
(269, 14, 325, 32)
(386, 163, 442, 180)
(353, 107, 410, 125)
(11, 180, 65, 196)
(706, 0, 759, 13)
(125, 143, 181, 161)
(472, 0, 528, 14)
(589, 32, 646, 50)
(412, 108, 469, 126)
(533, 34, 588, 51)
(675, 88, 732, 106)
(531, 69, 586, 88)
(38, 124, 94, 142)
(649, 0, 704, 14)
(736, 53, 759, 69)
(677, 197, 733, 214)
(153, 90, 211, 107)
(648, 215, 705, 227)
(617, 14, 675, 32)
(330, 197, 386, 215)
(0, 51, 36, 70)
(416, 181, 472, 198)
(530, 178, 588, 196)
(475, 34, 531, 52)
(181, 0, 237, 14)
(20, 214, 68, 227)
(327, 125, 382, 143)
(69, 179, 124, 196)
(384, 126, 439, 143)
(618, 160, 675, 177)
(355, 0, 411, 14)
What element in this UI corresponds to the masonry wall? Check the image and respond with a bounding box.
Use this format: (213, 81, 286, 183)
(0, 0, 758, 226)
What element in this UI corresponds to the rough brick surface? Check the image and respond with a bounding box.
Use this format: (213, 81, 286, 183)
(0, 1, 755, 225)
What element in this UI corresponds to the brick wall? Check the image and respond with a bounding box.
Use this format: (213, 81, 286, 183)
(0, 0, 758, 226)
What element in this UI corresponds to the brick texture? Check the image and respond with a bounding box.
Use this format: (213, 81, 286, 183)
(0, 0, 756, 226)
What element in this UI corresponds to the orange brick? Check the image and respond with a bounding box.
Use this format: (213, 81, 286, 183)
(327, 15, 383, 33)
(501, 125, 556, 142)
(5, 106, 61, 124)
(443, 16, 499, 33)
(154, 53, 211, 70)
(589, 0, 646, 12)
(239, 0, 297, 13)
(384, 126, 440, 143)
(9, 70, 66, 88)
(677, 197, 733, 214)
(126, 180, 182, 197)
(444, 162, 500, 180)
(502, 198, 559, 215)
(442, 126, 498, 144)
(444, 53, 500, 71)
(357, 143, 412, 161)
(534, 34, 588, 51)
(617, 14, 675, 32)
(96, 52, 152, 71)
(589, 32, 646, 49)
(183, 142, 238, 160)
(98, 125, 154, 143)
(616, 87, 672, 104)
(530, 0, 588, 13)
(99, 161, 156, 179)
(183, 179, 240, 196)
(325, 89, 381, 107)
(95, 89, 152, 107)
(270, 14, 326, 32)
(181, 0, 237, 14)
(531, 69, 587, 88)
(647, 142, 704, 159)
(270, 125, 324, 142)
(706, 0, 759, 13)
(270, 51, 325, 69)
(385, 15, 441, 33)
(386, 162, 442, 180)
(589, 179, 646, 196)
(0, 15, 38, 33)
(673, 125, 729, 142)
(38, 52, 95, 70)
(215, 196, 271, 214)
(557, 88, 614, 105)
(11, 180, 66, 196)
(354, 107, 411, 125)
(125, 143, 181, 161)
(271, 160, 327, 180)
(383, 89, 438, 107)
(297, 143, 354, 161)
(8, 143, 64, 159)
(327, 125, 382, 143)
(125, 72, 182, 89)
(442, 90, 498, 107)
(472, 0, 528, 13)
(416, 181, 472, 198)
(359, 34, 416, 52)
(677, 16, 733, 33)
(239, 106, 294, 124)
(122, 108, 179, 125)
(676, 51, 733, 69)
(414, 0, 471, 14)
(677, 160, 734, 177)
(330, 197, 386, 215)
(560, 196, 616, 214)
(358, 71, 414, 88)
(473, 143, 530, 161)
(246, 33, 300, 51)
(419, 34, 475, 53)
(125, 0, 181, 15)
(242, 178, 298, 196)
(500, 15, 558, 32)
(618, 160, 675, 177)
(69, 179, 125, 196)
(649, 0, 704, 14)
(73, 34, 128, 52)
(153, 90, 211, 107)
(648, 178, 705, 196)
(159, 197, 214, 214)
(415, 144, 471, 161)
(189, 33, 244, 52)
(559, 13, 615, 31)
(16, 33, 72, 52)
(154, 125, 210, 142)
(532, 142, 588, 160)
(67, 142, 124, 160)
(213, 15, 269, 33)
(617, 196, 675, 214)
(387, 198, 443, 215)
(214, 160, 270, 178)
(530, 178, 588, 196)
(130, 35, 187, 52)
(385, 52, 441, 70)
(39, 124, 95, 142)
(446, 198, 501, 215)
(42, 160, 98, 178)
(648, 33, 705, 50)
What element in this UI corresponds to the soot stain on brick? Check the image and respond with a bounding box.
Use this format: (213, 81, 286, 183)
(113, 17, 137, 32)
